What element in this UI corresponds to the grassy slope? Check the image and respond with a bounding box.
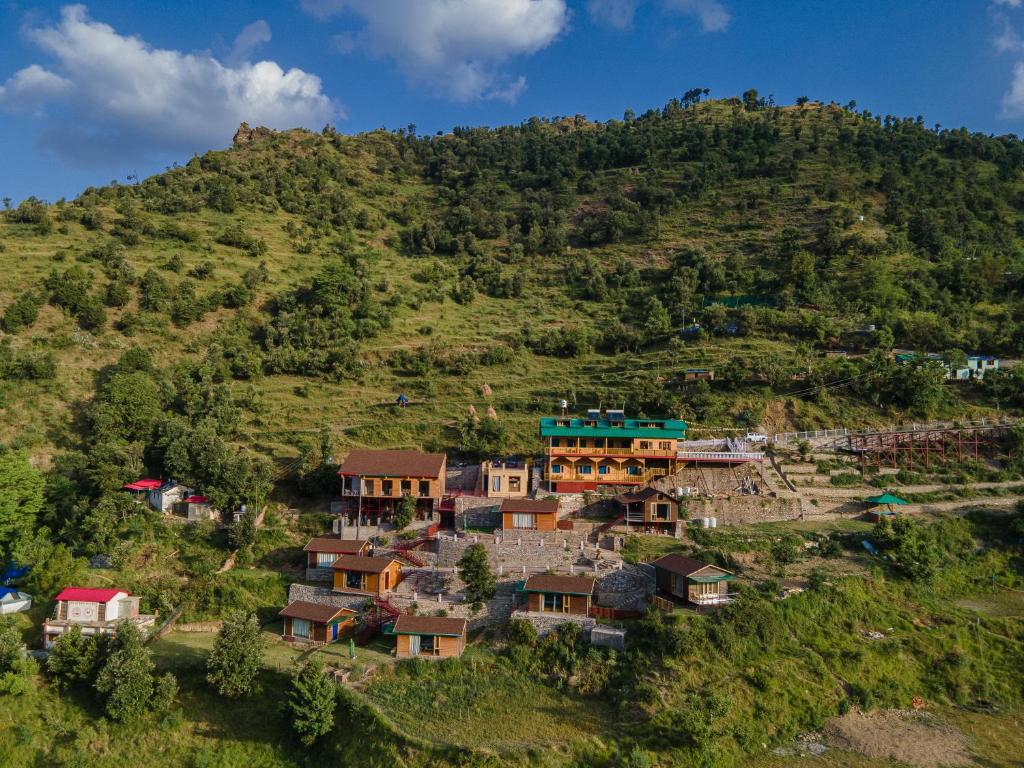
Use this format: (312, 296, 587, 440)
(0, 103, 1010, 472)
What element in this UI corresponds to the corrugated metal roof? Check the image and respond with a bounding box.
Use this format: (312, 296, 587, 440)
(55, 588, 125, 603)
(539, 416, 687, 438)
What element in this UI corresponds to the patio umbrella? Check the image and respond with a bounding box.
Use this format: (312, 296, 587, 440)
(863, 491, 909, 518)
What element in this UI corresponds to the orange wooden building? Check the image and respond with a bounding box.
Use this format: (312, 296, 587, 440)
(521, 574, 595, 615)
(614, 487, 680, 532)
(337, 449, 446, 520)
(279, 601, 357, 645)
(303, 537, 370, 569)
(500, 497, 560, 531)
(652, 554, 736, 607)
(392, 615, 468, 659)
(332, 555, 402, 596)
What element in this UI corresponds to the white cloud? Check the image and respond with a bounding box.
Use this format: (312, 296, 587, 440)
(230, 20, 272, 65)
(663, 0, 731, 32)
(1002, 61, 1024, 117)
(0, 64, 72, 112)
(300, 0, 568, 102)
(1, 5, 336, 165)
(587, 0, 641, 29)
(994, 0, 1022, 8)
(587, 0, 731, 32)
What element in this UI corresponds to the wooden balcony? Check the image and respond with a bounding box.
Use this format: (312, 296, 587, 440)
(543, 468, 669, 483)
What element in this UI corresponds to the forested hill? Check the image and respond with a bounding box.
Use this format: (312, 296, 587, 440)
(2, 92, 1024, 513)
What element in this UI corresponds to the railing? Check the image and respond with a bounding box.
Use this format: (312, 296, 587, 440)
(543, 469, 668, 483)
(589, 605, 643, 620)
(692, 593, 737, 606)
(651, 595, 676, 612)
(677, 451, 764, 462)
(548, 447, 676, 457)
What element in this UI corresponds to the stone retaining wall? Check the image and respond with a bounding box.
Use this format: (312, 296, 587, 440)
(286, 584, 372, 612)
(515, 610, 596, 638)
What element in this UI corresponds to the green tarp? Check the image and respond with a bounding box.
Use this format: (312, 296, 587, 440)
(688, 574, 735, 583)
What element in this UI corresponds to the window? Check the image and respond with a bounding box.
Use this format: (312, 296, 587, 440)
(401, 480, 412, 495)
(492, 475, 501, 492)
(292, 619, 311, 639)
(659, 441, 672, 450)
(512, 513, 535, 529)
(551, 465, 563, 474)
(362, 479, 374, 495)
(419, 480, 430, 496)
(639, 441, 652, 449)
(578, 465, 593, 475)
(316, 552, 336, 568)
(420, 634, 436, 654)
(626, 466, 641, 476)
(382, 480, 393, 495)
(345, 571, 362, 590)
(598, 465, 610, 475)
(509, 476, 521, 492)
(542, 592, 565, 612)
(654, 503, 672, 520)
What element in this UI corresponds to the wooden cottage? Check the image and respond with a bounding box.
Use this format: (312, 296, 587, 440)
(500, 497, 560, 532)
(303, 537, 370, 575)
(614, 487, 680, 532)
(521, 574, 595, 615)
(332, 555, 402, 596)
(337, 449, 446, 521)
(279, 601, 356, 645)
(392, 615, 468, 659)
(653, 554, 735, 607)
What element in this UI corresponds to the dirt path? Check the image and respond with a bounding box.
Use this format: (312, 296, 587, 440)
(823, 709, 973, 767)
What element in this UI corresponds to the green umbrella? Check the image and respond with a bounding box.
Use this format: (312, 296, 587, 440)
(864, 492, 909, 506)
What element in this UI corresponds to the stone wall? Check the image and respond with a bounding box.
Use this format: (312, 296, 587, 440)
(687, 495, 803, 525)
(305, 567, 333, 582)
(590, 625, 626, 651)
(515, 610, 596, 638)
(453, 497, 502, 531)
(436, 529, 617, 574)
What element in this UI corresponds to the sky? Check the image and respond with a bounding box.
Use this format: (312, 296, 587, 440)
(0, 0, 1023, 203)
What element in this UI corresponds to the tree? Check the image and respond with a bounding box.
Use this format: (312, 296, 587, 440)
(457, 543, 496, 607)
(393, 494, 416, 531)
(230, 508, 258, 552)
(47, 625, 100, 688)
(0, 617, 22, 673)
(769, 536, 800, 575)
(94, 620, 163, 722)
(642, 296, 672, 341)
(206, 611, 265, 698)
(287, 659, 336, 746)
(0, 450, 44, 558)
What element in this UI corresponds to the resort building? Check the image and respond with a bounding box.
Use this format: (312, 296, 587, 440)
(652, 554, 736, 607)
(391, 615, 468, 659)
(42, 588, 156, 650)
(539, 409, 687, 492)
(303, 537, 371, 581)
(337, 449, 447, 520)
(279, 602, 357, 645)
(332, 555, 402, 596)
(500, 497, 560, 531)
(477, 458, 531, 498)
(520, 574, 595, 615)
(614, 487, 681, 533)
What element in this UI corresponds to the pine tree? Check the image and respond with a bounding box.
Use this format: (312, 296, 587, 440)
(46, 625, 99, 688)
(287, 659, 336, 746)
(206, 611, 264, 698)
(457, 542, 496, 607)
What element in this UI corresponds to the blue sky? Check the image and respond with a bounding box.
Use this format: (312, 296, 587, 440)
(0, 0, 1022, 203)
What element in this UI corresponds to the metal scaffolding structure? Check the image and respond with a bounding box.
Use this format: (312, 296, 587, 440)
(848, 424, 1009, 474)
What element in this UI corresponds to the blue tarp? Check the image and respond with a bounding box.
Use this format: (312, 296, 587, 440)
(861, 540, 878, 556)
(1, 564, 29, 585)
(0, 587, 18, 598)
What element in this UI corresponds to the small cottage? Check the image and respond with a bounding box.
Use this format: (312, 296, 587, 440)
(614, 487, 680, 532)
(279, 601, 356, 645)
(148, 481, 191, 514)
(478, 459, 531, 498)
(653, 554, 735, 607)
(42, 587, 157, 649)
(303, 537, 370, 580)
(501, 497, 560, 531)
(521, 574, 595, 615)
(332, 555, 402, 596)
(392, 615, 468, 659)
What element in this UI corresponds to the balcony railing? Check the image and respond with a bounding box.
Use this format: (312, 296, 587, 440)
(543, 468, 668, 483)
(548, 447, 675, 457)
(692, 593, 737, 606)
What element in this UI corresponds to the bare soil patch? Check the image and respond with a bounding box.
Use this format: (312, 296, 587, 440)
(823, 709, 973, 767)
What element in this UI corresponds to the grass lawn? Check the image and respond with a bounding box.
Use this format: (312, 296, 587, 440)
(364, 647, 614, 753)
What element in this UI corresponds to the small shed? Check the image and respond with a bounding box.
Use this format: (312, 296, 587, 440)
(501, 498, 560, 531)
(332, 555, 402, 596)
(521, 574, 595, 615)
(652, 554, 735, 607)
(183, 495, 214, 522)
(391, 615, 467, 659)
(279, 601, 356, 645)
(614, 487, 679, 529)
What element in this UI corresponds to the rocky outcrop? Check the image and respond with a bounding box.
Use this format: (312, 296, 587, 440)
(232, 122, 274, 146)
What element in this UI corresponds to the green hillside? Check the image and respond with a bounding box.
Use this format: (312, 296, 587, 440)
(2, 92, 1024, 768)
